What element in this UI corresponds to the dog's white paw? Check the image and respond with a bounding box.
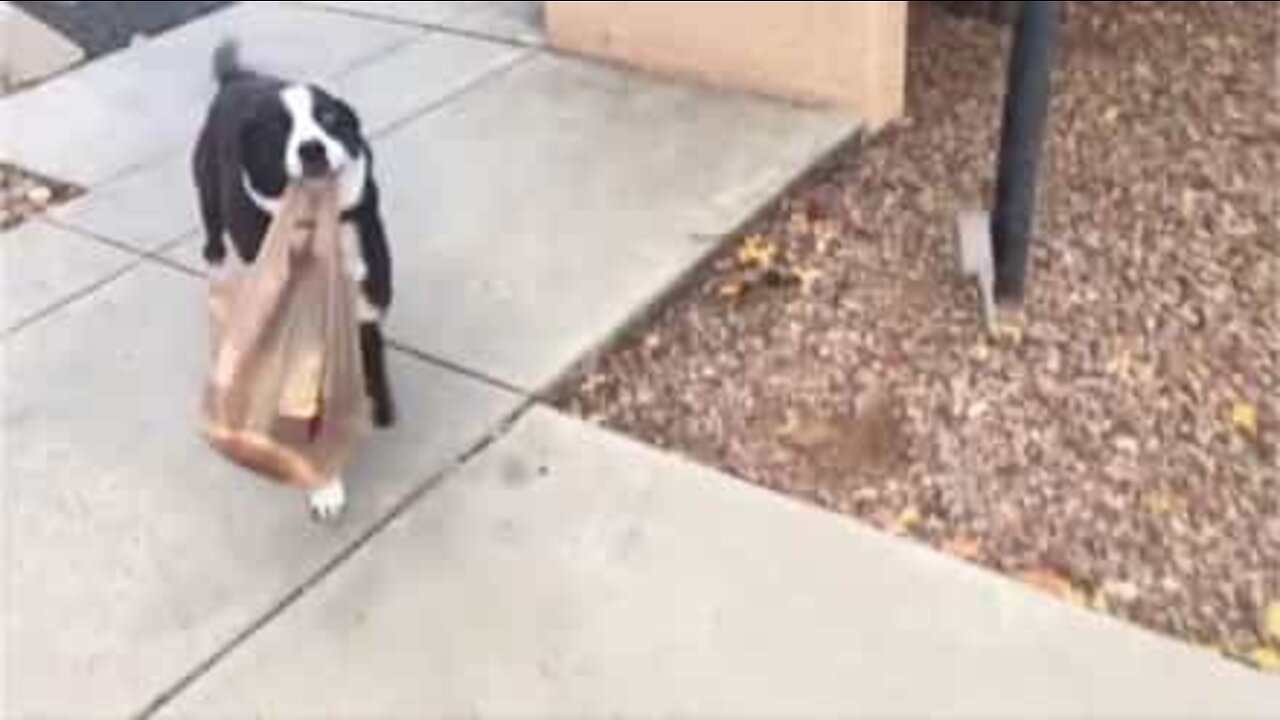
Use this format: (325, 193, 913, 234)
(308, 478, 346, 522)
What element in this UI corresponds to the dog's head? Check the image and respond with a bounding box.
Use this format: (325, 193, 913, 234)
(240, 84, 364, 192)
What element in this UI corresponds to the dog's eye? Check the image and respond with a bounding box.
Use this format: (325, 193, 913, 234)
(318, 110, 339, 129)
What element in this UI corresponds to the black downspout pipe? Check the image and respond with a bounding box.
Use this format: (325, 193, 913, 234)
(991, 0, 1060, 304)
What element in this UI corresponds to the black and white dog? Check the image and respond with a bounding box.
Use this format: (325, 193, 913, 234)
(193, 41, 394, 520)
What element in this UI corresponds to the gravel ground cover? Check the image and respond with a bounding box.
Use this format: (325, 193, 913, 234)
(560, 1, 1280, 668)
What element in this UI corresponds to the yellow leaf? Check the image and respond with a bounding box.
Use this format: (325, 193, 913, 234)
(737, 235, 777, 268)
(994, 324, 1022, 344)
(1231, 402, 1258, 439)
(1249, 647, 1280, 673)
(893, 507, 922, 534)
(1264, 602, 1280, 645)
(1105, 350, 1132, 378)
(1199, 643, 1224, 658)
(1143, 491, 1182, 516)
(793, 267, 821, 293)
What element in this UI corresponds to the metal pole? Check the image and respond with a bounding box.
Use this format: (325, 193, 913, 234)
(991, 0, 1059, 304)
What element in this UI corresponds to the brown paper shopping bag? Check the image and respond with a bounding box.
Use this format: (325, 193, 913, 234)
(200, 181, 370, 489)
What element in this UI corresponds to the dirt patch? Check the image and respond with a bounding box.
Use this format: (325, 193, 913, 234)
(560, 0, 1280, 667)
(1, 163, 83, 232)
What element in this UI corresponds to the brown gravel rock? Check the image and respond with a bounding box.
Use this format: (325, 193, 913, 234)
(561, 1, 1280, 661)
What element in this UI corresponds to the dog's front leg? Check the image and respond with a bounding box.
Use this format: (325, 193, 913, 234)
(359, 323, 394, 428)
(350, 189, 395, 428)
(309, 477, 347, 522)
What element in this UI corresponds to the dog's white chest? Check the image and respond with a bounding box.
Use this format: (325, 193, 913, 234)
(338, 222, 367, 283)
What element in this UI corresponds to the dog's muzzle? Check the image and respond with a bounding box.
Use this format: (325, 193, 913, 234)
(298, 140, 331, 178)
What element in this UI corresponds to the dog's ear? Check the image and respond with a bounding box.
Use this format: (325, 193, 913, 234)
(237, 117, 268, 175)
(338, 98, 362, 134)
(237, 115, 261, 157)
(238, 105, 289, 196)
(319, 97, 362, 137)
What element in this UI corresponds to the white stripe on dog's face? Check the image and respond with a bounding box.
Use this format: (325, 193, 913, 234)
(281, 85, 352, 180)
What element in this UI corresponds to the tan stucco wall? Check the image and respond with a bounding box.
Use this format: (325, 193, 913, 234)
(546, 1, 906, 127)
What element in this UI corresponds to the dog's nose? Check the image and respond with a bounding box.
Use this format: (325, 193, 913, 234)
(298, 140, 329, 174)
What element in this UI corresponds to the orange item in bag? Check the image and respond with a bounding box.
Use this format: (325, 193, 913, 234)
(200, 180, 370, 489)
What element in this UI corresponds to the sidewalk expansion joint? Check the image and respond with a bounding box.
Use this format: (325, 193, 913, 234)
(286, 2, 545, 51)
(136, 397, 536, 719)
(370, 44, 539, 141)
(385, 339, 529, 398)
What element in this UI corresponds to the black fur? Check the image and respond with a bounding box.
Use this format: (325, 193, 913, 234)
(193, 40, 395, 427)
(213, 40, 247, 85)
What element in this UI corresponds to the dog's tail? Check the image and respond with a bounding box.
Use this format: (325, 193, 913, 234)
(213, 40, 247, 86)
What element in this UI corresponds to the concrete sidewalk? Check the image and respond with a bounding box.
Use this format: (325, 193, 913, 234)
(160, 408, 1277, 718)
(2, 2, 1276, 717)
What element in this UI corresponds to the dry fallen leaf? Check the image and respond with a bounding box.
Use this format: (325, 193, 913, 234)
(1100, 580, 1141, 605)
(717, 280, 745, 299)
(894, 507, 923, 534)
(1264, 601, 1280, 645)
(1231, 402, 1259, 439)
(814, 219, 839, 244)
(1248, 647, 1280, 674)
(737, 235, 777, 268)
(991, 323, 1023, 345)
(1016, 569, 1088, 606)
(777, 416, 837, 450)
(942, 537, 983, 561)
(1143, 491, 1183, 517)
(793, 267, 822, 293)
(1105, 350, 1133, 379)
